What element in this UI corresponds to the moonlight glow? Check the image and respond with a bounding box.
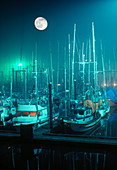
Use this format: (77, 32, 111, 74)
(34, 17, 48, 30)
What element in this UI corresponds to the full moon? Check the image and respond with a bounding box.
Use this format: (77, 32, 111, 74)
(34, 17, 48, 30)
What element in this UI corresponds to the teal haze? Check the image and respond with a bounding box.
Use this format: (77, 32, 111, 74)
(0, 0, 117, 82)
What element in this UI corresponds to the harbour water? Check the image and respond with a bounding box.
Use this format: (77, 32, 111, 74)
(0, 107, 117, 170)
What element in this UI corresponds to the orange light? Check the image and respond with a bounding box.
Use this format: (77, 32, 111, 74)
(57, 84, 61, 86)
(30, 112, 36, 116)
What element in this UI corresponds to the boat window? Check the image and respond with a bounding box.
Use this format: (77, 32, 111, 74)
(16, 112, 22, 116)
(30, 112, 36, 117)
(23, 112, 29, 116)
(78, 110, 84, 115)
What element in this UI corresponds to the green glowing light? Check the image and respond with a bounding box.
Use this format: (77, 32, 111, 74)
(18, 63, 22, 66)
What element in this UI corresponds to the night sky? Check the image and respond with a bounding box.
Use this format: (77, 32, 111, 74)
(0, 0, 117, 79)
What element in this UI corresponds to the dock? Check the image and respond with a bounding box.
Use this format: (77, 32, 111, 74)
(0, 124, 117, 153)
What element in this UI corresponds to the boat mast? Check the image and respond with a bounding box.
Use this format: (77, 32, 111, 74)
(92, 22, 97, 97)
(88, 38, 91, 87)
(46, 69, 49, 93)
(113, 48, 116, 85)
(35, 43, 38, 96)
(100, 41, 106, 87)
(68, 34, 71, 114)
(50, 52, 54, 96)
(10, 71, 13, 99)
(34, 59, 38, 101)
(34, 43, 38, 119)
(82, 42, 85, 103)
(108, 59, 111, 86)
(78, 50, 81, 71)
(64, 46, 67, 116)
(100, 41, 107, 99)
(45, 68, 49, 112)
(71, 24, 76, 98)
(85, 40, 88, 62)
(57, 42, 59, 93)
(48, 43, 54, 114)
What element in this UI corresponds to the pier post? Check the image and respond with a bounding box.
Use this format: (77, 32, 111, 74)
(20, 124, 33, 139)
(20, 125, 34, 169)
(49, 82, 53, 130)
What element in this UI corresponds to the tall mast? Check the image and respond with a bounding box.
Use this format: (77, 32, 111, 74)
(50, 52, 54, 92)
(49, 42, 54, 109)
(10, 71, 13, 99)
(92, 22, 96, 93)
(34, 43, 38, 117)
(57, 42, 59, 93)
(68, 34, 71, 114)
(85, 40, 88, 62)
(46, 69, 49, 93)
(64, 46, 67, 116)
(49, 43, 54, 114)
(101, 41, 107, 99)
(100, 41, 106, 87)
(71, 24, 76, 98)
(79, 50, 81, 70)
(113, 48, 116, 85)
(46, 69, 49, 111)
(109, 59, 111, 86)
(88, 38, 91, 86)
(35, 59, 38, 96)
(35, 43, 38, 96)
(82, 42, 85, 100)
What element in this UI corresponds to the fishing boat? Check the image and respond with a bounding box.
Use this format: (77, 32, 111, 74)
(0, 96, 59, 129)
(11, 104, 48, 126)
(58, 22, 109, 134)
(60, 106, 101, 133)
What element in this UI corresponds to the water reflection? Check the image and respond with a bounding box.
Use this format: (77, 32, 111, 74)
(1, 144, 117, 170)
(1, 108, 117, 169)
(88, 107, 117, 138)
(64, 152, 106, 170)
(107, 112, 117, 137)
